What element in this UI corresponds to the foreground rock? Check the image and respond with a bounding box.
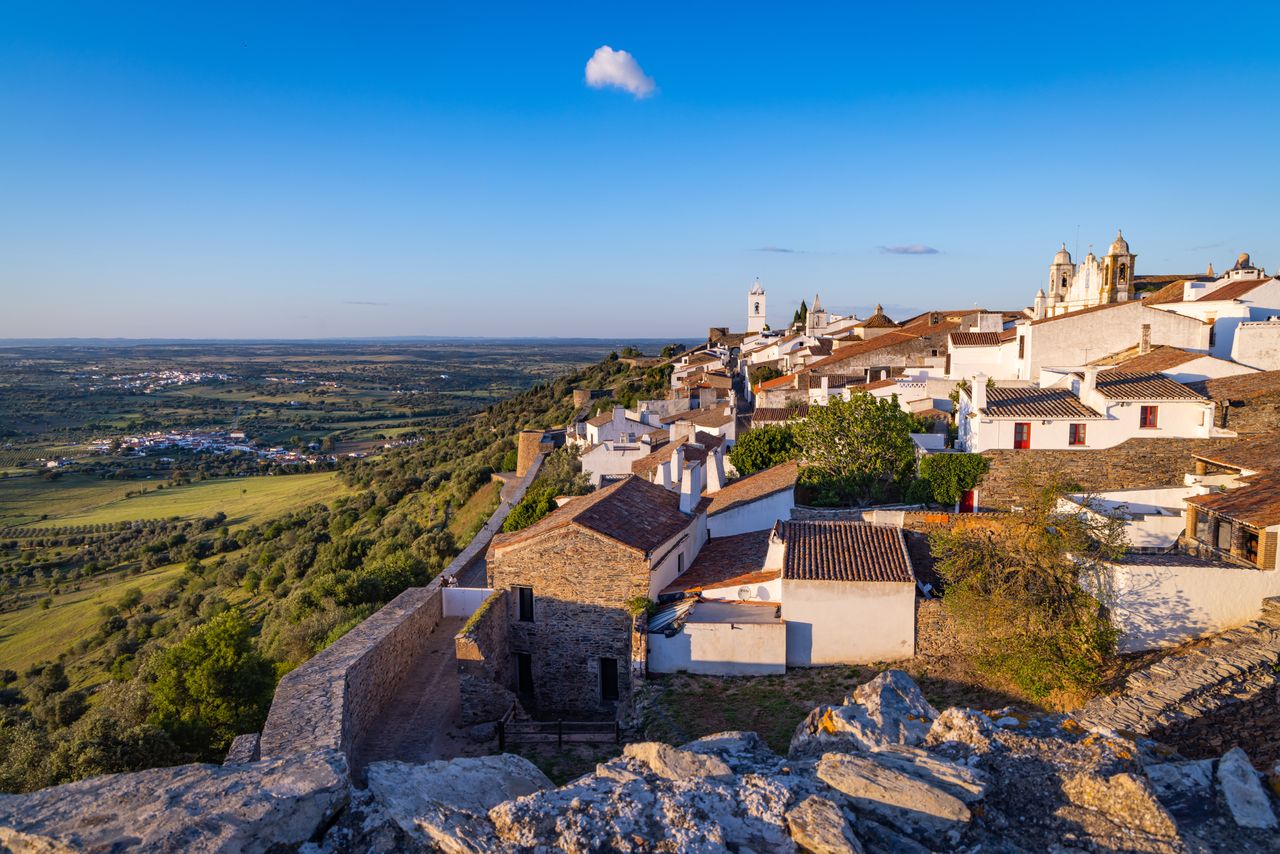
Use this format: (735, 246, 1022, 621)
(5, 672, 1280, 852)
(0, 749, 348, 853)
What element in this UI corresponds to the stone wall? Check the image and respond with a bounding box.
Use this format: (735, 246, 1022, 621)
(978, 437, 1236, 509)
(488, 527, 649, 718)
(1150, 685, 1280, 770)
(790, 506, 866, 522)
(258, 583, 444, 760)
(455, 590, 519, 725)
(914, 598, 966, 659)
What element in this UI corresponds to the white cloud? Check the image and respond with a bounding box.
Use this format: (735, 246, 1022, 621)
(585, 45, 655, 99)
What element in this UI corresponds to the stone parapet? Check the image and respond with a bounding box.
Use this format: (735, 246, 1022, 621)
(456, 589, 518, 725)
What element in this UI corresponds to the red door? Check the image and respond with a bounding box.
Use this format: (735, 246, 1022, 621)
(959, 489, 976, 513)
(1013, 422, 1031, 450)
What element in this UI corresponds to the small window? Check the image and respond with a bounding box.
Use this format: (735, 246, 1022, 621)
(1215, 520, 1232, 552)
(677, 553, 685, 574)
(1242, 529, 1259, 565)
(1017, 337, 1025, 359)
(1195, 510, 1211, 543)
(930, 349, 939, 357)
(1069, 423, 1086, 446)
(599, 657, 619, 702)
(516, 652, 533, 694)
(516, 586, 534, 622)
(1140, 405, 1159, 429)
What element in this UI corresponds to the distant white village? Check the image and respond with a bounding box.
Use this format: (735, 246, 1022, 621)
(445, 233, 1280, 720)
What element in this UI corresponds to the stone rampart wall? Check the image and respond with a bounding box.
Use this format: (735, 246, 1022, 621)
(255, 451, 548, 762)
(455, 589, 518, 725)
(978, 437, 1235, 509)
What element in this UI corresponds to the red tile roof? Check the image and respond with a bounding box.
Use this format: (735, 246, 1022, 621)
(490, 476, 704, 556)
(949, 331, 1004, 347)
(661, 530, 776, 595)
(1186, 475, 1280, 528)
(807, 332, 922, 370)
(1093, 345, 1203, 372)
(758, 372, 801, 391)
(707, 460, 799, 517)
(779, 521, 914, 583)
(631, 432, 724, 477)
(1190, 433, 1280, 475)
(1029, 301, 1129, 325)
(1188, 370, 1280, 401)
(1089, 371, 1205, 401)
(1201, 277, 1273, 302)
(751, 405, 809, 424)
(1141, 279, 1193, 306)
(980, 386, 1103, 419)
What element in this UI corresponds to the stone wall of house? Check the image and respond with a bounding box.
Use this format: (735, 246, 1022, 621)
(455, 589, 519, 725)
(1220, 389, 1280, 435)
(488, 527, 649, 718)
(978, 437, 1236, 509)
(913, 598, 966, 659)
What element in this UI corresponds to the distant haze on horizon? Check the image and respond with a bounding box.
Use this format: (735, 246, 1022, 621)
(2, 3, 1278, 339)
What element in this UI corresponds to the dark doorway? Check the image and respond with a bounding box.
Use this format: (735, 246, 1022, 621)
(516, 652, 533, 694)
(599, 657, 619, 702)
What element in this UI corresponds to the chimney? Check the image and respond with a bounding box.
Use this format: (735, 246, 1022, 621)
(970, 373, 987, 411)
(705, 446, 726, 493)
(612, 405, 625, 424)
(1139, 323, 1152, 355)
(679, 460, 705, 514)
(666, 445, 684, 491)
(1081, 366, 1100, 401)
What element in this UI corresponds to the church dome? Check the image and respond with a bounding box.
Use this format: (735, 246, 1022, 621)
(1108, 230, 1130, 256)
(1052, 243, 1072, 266)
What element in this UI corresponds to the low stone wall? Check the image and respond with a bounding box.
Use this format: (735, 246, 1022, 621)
(255, 451, 549, 762)
(914, 598, 966, 660)
(978, 437, 1236, 509)
(455, 590, 519, 725)
(258, 582, 444, 760)
(1150, 685, 1280, 770)
(790, 506, 865, 522)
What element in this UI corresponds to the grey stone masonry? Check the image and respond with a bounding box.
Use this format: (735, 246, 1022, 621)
(1076, 597, 1280, 737)
(455, 590, 519, 725)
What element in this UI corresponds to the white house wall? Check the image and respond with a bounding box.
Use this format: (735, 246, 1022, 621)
(647, 516, 710, 599)
(707, 489, 796, 538)
(648, 621, 786, 675)
(1020, 304, 1210, 380)
(1105, 561, 1280, 652)
(1232, 320, 1280, 370)
(782, 579, 915, 665)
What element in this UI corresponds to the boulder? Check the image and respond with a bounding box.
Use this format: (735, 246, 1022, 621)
(865, 745, 987, 803)
(682, 731, 781, 774)
(1061, 772, 1179, 838)
(815, 752, 970, 836)
(791, 670, 938, 757)
(785, 795, 864, 854)
(1144, 759, 1216, 821)
(623, 741, 734, 781)
(489, 767, 794, 852)
(364, 754, 552, 852)
(0, 749, 348, 854)
(924, 707, 996, 753)
(1216, 747, 1278, 830)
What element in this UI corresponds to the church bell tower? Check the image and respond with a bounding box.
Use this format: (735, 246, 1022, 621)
(747, 278, 767, 333)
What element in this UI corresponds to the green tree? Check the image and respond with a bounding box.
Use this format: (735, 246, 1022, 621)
(148, 609, 275, 757)
(929, 464, 1125, 703)
(910, 453, 990, 507)
(794, 392, 916, 505)
(750, 364, 784, 386)
(502, 485, 559, 533)
(729, 424, 799, 476)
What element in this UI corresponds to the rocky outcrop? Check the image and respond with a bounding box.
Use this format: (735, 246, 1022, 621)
(0, 749, 348, 853)
(4, 672, 1280, 852)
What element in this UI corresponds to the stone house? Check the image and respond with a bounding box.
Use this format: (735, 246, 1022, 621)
(485, 476, 709, 718)
(1184, 435, 1280, 571)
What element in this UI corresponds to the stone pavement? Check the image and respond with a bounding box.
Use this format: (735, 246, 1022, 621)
(1077, 597, 1280, 736)
(351, 616, 486, 773)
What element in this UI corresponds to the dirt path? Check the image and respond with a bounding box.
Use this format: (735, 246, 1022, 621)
(353, 616, 489, 771)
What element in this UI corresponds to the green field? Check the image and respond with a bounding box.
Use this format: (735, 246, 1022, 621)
(0, 563, 186, 676)
(0, 471, 349, 530)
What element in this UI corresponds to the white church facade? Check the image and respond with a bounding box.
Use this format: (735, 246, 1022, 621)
(1033, 230, 1137, 320)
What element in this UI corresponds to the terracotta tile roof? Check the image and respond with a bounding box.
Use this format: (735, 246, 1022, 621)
(980, 386, 1103, 419)
(1089, 371, 1205, 401)
(779, 521, 914, 583)
(1188, 370, 1280, 401)
(999, 327, 1018, 341)
(1141, 279, 1193, 306)
(1201, 277, 1274, 302)
(1186, 475, 1280, 528)
(586, 411, 616, 427)
(707, 460, 799, 517)
(859, 312, 900, 329)
(1191, 433, 1280, 475)
(949, 331, 1004, 347)
(661, 530, 776, 595)
(897, 317, 962, 336)
(863, 378, 898, 391)
(808, 332, 921, 370)
(682, 372, 733, 389)
(490, 476, 703, 556)
(751, 406, 808, 424)
(1093, 345, 1202, 372)
(1029, 301, 1129, 325)
(681, 408, 735, 429)
(758, 372, 800, 391)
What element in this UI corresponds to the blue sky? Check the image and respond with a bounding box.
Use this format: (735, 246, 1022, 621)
(2, 2, 1278, 339)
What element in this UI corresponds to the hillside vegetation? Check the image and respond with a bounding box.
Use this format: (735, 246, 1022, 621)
(0, 354, 653, 792)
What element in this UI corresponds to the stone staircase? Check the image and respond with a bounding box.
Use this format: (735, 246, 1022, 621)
(1077, 597, 1280, 736)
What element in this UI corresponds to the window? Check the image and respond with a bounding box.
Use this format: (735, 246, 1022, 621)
(1195, 510, 1211, 544)
(1018, 337, 1025, 359)
(516, 653, 533, 694)
(516, 586, 534, 622)
(930, 348, 939, 357)
(1140, 405, 1159, 429)
(753, 302, 760, 314)
(1014, 422, 1031, 450)
(1242, 528, 1260, 565)
(599, 657, 619, 702)
(677, 553, 685, 574)
(1216, 520, 1232, 552)
(1209, 323, 1217, 349)
(1069, 423, 1087, 446)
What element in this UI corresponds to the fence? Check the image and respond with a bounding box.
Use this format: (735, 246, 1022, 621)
(497, 705, 621, 751)
(442, 586, 495, 618)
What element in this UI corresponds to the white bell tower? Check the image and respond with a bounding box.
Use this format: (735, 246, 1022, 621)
(747, 278, 767, 333)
